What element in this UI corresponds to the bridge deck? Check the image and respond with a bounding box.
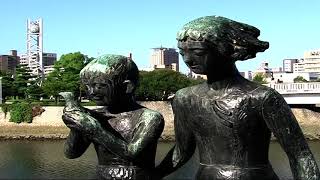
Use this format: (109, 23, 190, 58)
(265, 82, 320, 104)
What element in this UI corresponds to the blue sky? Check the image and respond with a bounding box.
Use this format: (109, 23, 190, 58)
(1, 0, 320, 74)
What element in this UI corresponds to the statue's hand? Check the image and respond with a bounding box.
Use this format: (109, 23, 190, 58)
(62, 111, 82, 129)
(62, 111, 99, 136)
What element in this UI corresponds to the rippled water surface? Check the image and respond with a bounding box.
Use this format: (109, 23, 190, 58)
(0, 140, 319, 179)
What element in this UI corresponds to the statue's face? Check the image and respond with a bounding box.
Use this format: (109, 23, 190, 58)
(178, 39, 231, 75)
(82, 74, 120, 106)
(178, 40, 219, 75)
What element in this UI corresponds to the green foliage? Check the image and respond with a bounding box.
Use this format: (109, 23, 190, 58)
(26, 77, 44, 100)
(293, 76, 308, 83)
(42, 52, 89, 103)
(135, 69, 203, 101)
(252, 73, 267, 84)
(0, 104, 10, 118)
(9, 101, 33, 123)
(0, 71, 14, 101)
(12, 64, 32, 98)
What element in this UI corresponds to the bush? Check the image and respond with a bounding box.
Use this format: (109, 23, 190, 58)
(252, 73, 267, 84)
(9, 101, 33, 123)
(0, 104, 10, 118)
(135, 69, 203, 101)
(293, 76, 308, 83)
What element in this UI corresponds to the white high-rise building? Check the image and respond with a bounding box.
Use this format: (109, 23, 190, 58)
(283, 59, 298, 73)
(303, 50, 320, 73)
(292, 50, 320, 75)
(150, 47, 179, 71)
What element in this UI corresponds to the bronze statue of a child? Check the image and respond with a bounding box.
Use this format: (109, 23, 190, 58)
(60, 54, 164, 180)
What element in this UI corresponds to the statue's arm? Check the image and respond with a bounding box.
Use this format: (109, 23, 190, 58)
(62, 108, 164, 162)
(61, 103, 91, 159)
(155, 94, 196, 177)
(89, 110, 164, 161)
(261, 89, 320, 180)
(64, 129, 91, 159)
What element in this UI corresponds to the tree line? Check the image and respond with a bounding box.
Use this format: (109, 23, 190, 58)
(0, 52, 204, 104)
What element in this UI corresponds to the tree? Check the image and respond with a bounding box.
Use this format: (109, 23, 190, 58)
(0, 71, 14, 102)
(42, 52, 88, 103)
(26, 76, 44, 100)
(252, 73, 267, 84)
(12, 64, 32, 99)
(135, 69, 203, 101)
(293, 76, 308, 83)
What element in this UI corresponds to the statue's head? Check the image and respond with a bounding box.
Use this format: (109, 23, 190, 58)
(177, 16, 269, 75)
(80, 54, 139, 106)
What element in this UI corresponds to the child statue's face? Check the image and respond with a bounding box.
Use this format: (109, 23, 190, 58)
(82, 74, 120, 106)
(178, 39, 228, 75)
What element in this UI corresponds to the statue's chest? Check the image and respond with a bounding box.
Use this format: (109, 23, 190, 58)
(107, 115, 135, 141)
(186, 93, 255, 135)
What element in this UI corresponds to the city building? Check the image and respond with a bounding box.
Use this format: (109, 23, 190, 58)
(43, 53, 57, 66)
(43, 65, 55, 75)
(293, 61, 305, 73)
(291, 50, 320, 76)
(283, 59, 298, 73)
(150, 47, 179, 71)
(20, 52, 57, 75)
(253, 61, 284, 83)
(0, 50, 20, 74)
(188, 70, 207, 80)
(240, 71, 253, 80)
(302, 49, 320, 73)
(253, 61, 273, 80)
(254, 61, 271, 74)
(272, 72, 318, 83)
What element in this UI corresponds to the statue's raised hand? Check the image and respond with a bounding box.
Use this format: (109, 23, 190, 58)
(59, 92, 99, 134)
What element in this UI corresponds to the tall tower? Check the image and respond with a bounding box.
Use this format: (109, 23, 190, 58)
(26, 18, 43, 76)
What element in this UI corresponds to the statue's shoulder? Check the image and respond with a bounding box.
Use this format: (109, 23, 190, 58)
(243, 81, 281, 102)
(175, 83, 206, 100)
(139, 108, 164, 124)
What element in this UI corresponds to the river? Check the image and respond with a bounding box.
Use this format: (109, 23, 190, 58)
(0, 140, 320, 179)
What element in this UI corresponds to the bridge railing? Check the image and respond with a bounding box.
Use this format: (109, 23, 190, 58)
(264, 82, 320, 94)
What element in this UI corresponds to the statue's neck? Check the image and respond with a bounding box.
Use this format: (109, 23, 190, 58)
(105, 96, 140, 114)
(206, 64, 241, 90)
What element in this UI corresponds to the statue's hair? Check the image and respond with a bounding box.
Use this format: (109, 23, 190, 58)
(80, 54, 139, 86)
(177, 16, 269, 61)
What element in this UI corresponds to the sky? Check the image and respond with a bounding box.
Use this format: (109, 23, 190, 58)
(1, 0, 320, 74)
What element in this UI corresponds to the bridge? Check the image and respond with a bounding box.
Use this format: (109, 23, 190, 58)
(265, 82, 320, 105)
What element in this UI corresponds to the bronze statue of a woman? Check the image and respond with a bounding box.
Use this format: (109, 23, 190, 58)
(156, 16, 320, 180)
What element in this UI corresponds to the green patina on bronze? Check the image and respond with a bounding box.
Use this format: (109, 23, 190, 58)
(80, 54, 139, 85)
(80, 54, 128, 77)
(60, 53, 164, 179)
(156, 15, 320, 180)
(177, 16, 269, 61)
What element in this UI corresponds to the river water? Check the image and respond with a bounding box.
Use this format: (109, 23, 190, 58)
(0, 140, 319, 179)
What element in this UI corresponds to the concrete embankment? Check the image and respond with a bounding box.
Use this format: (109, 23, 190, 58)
(0, 102, 320, 141)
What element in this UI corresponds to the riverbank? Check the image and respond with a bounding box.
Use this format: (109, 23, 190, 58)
(1, 102, 320, 141)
